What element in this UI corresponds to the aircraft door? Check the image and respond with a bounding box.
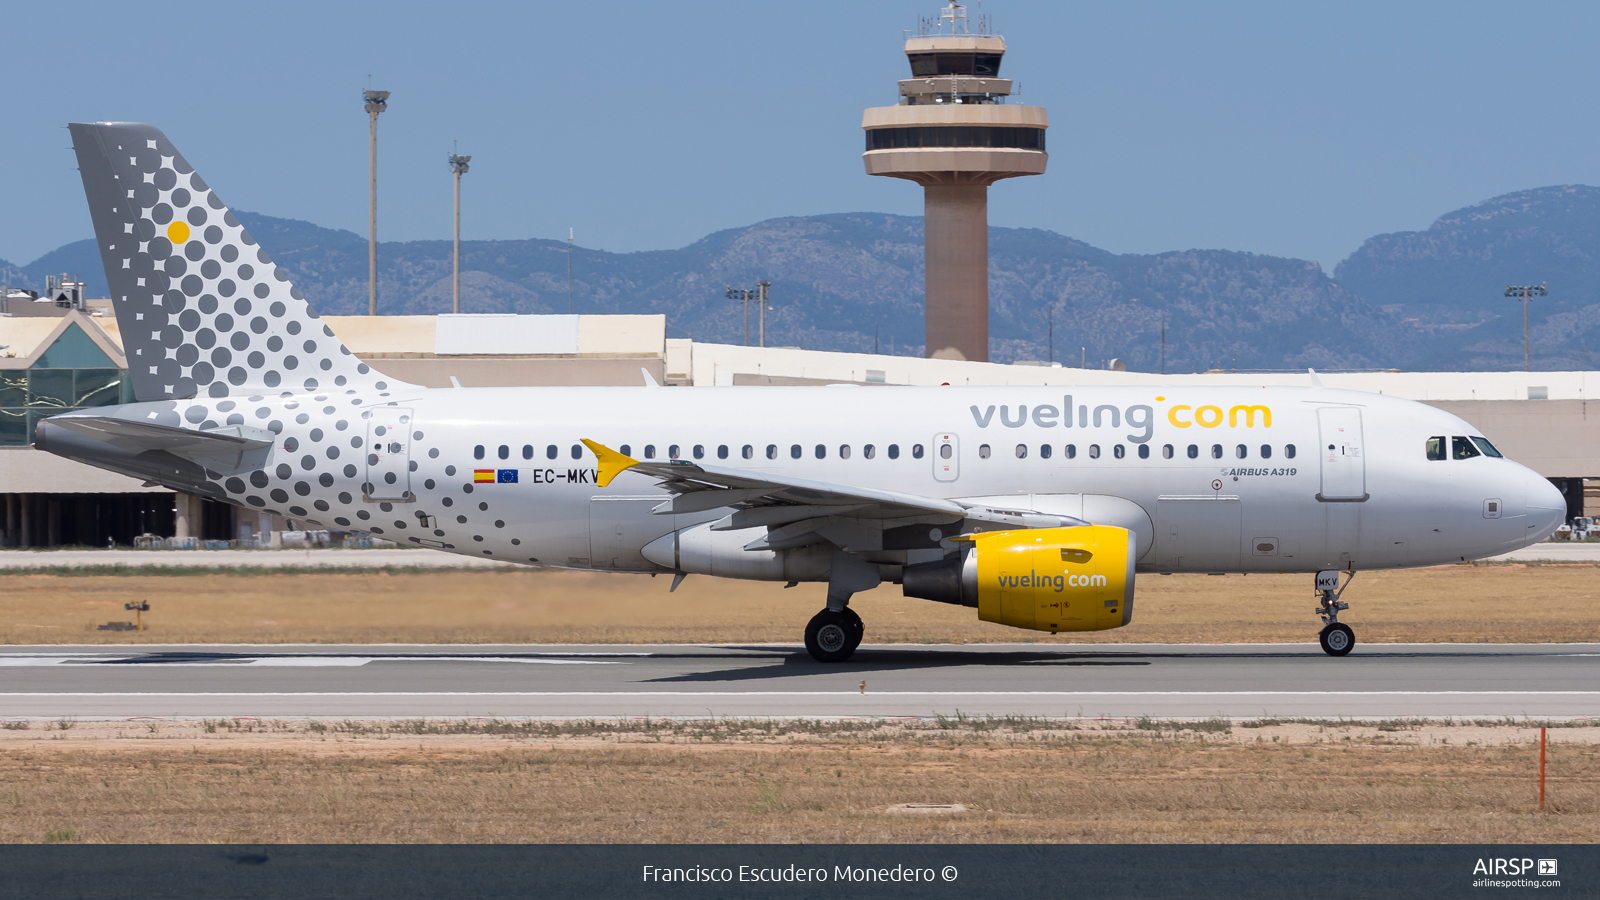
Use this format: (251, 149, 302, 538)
(364, 407, 413, 501)
(1156, 497, 1242, 570)
(1317, 408, 1366, 501)
(933, 433, 959, 483)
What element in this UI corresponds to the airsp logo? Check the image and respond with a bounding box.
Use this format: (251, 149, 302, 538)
(1472, 858, 1552, 876)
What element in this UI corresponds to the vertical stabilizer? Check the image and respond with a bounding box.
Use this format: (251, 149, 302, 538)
(68, 122, 399, 402)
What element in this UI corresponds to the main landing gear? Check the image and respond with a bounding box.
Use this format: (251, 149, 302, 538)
(804, 608, 864, 663)
(803, 548, 878, 662)
(1315, 569, 1356, 657)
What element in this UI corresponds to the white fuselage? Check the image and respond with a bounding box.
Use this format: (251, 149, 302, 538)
(143, 382, 1561, 575)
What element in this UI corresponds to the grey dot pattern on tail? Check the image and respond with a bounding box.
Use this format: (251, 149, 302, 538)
(77, 123, 389, 402)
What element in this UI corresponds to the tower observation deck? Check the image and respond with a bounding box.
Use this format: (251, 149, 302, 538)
(862, 2, 1047, 362)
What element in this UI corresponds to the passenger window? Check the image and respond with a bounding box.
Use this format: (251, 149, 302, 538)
(1162, 444, 1174, 459)
(499, 445, 510, 460)
(571, 444, 582, 460)
(474, 445, 484, 460)
(741, 444, 753, 459)
(1235, 444, 1246, 460)
(1260, 444, 1271, 459)
(1040, 444, 1052, 459)
(979, 444, 992, 459)
(939, 444, 952, 460)
(1065, 444, 1077, 459)
(692, 445, 704, 459)
(1211, 444, 1223, 459)
(522, 444, 533, 459)
(1285, 444, 1296, 459)
(1113, 444, 1125, 459)
(1015, 444, 1027, 459)
(670, 444, 681, 459)
(864, 444, 876, 459)
(1426, 437, 1446, 461)
(912, 444, 925, 459)
(791, 444, 802, 459)
(766, 444, 777, 460)
(1137, 444, 1150, 459)
(1088, 444, 1101, 459)
(1471, 436, 1504, 458)
(717, 445, 728, 460)
(644, 444, 656, 459)
(815, 444, 827, 459)
(1452, 436, 1481, 460)
(839, 445, 851, 459)
(619, 444, 630, 457)
(546, 444, 557, 460)
(1187, 444, 1199, 459)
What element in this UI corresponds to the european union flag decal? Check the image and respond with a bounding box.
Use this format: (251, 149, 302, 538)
(497, 469, 518, 483)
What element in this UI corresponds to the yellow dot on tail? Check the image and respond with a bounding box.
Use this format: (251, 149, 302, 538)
(167, 221, 190, 244)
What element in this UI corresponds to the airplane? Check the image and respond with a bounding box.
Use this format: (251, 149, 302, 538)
(38, 122, 1567, 662)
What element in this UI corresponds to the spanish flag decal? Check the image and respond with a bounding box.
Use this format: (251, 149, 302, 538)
(473, 469, 495, 483)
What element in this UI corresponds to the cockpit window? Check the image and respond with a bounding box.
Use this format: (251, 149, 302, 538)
(1471, 436, 1504, 458)
(1425, 436, 1446, 461)
(1451, 436, 1481, 460)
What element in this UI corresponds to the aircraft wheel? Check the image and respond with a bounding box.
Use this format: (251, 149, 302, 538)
(1319, 622, 1355, 657)
(805, 609, 856, 663)
(841, 607, 864, 653)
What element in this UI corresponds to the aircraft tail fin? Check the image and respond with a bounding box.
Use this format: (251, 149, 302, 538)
(67, 122, 399, 402)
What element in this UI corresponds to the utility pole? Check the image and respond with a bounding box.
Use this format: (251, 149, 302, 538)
(1046, 308, 1053, 364)
(1505, 283, 1547, 372)
(363, 86, 389, 316)
(726, 286, 751, 346)
(757, 280, 771, 348)
(1160, 313, 1166, 375)
(567, 228, 574, 314)
(448, 149, 471, 314)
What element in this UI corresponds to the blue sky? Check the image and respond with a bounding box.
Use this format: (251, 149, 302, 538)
(6, 0, 1600, 271)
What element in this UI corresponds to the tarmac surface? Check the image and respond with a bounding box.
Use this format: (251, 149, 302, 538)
(2, 642, 1597, 721)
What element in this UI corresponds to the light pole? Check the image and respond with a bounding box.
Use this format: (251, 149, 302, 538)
(448, 151, 471, 314)
(567, 228, 574, 314)
(725, 282, 774, 347)
(1505, 283, 1547, 372)
(364, 88, 389, 316)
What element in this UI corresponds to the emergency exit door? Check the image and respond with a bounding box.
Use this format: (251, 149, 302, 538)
(1317, 407, 1366, 501)
(933, 433, 960, 482)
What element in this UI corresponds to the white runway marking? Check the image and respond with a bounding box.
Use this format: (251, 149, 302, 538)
(0, 656, 624, 667)
(5, 690, 1599, 697)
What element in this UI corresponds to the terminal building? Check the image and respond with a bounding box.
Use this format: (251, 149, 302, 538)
(0, 304, 1595, 548)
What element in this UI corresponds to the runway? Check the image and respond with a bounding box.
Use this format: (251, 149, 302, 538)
(1, 642, 1596, 720)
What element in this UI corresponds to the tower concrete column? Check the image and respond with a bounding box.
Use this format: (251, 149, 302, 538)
(174, 492, 192, 541)
(923, 182, 990, 360)
(861, 3, 1047, 363)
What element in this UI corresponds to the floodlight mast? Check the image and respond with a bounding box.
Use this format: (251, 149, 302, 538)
(1504, 282, 1547, 372)
(448, 151, 471, 314)
(364, 88, 390, 315)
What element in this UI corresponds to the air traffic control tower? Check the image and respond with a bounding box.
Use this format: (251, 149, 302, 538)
(863, 2, 1047, 362)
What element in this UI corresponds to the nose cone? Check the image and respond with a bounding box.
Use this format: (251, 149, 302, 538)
(1526, 474, 1567, 543)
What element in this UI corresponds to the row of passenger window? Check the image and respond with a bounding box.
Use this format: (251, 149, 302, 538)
(471, 441, 1297, 462)
(979, 443, 1298, 460)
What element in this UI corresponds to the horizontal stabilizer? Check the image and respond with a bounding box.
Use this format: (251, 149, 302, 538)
(47, 415, 273, 475)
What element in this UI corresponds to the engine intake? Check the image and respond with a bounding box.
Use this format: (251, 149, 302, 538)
(902, 525, 1135, 632)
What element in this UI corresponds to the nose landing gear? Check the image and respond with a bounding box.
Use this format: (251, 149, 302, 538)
(1315, 570, 1356, 657)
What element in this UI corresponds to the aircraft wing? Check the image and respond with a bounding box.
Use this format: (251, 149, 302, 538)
(582, 439, 1078, 551)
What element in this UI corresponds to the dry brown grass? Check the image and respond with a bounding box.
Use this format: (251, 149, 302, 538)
(2, 562, 1597, 645)
(2, 719, 1596, 843)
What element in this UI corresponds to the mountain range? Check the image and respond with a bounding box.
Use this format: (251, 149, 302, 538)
(8, 185, 1600, 372)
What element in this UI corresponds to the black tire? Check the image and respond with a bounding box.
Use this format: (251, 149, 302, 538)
(1319, 622, 1355, 657)
(841, 607, 864, 652)
(805, 609, 856, 662)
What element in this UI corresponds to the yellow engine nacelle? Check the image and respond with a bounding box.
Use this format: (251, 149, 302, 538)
(902, 525, 1135, 633)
